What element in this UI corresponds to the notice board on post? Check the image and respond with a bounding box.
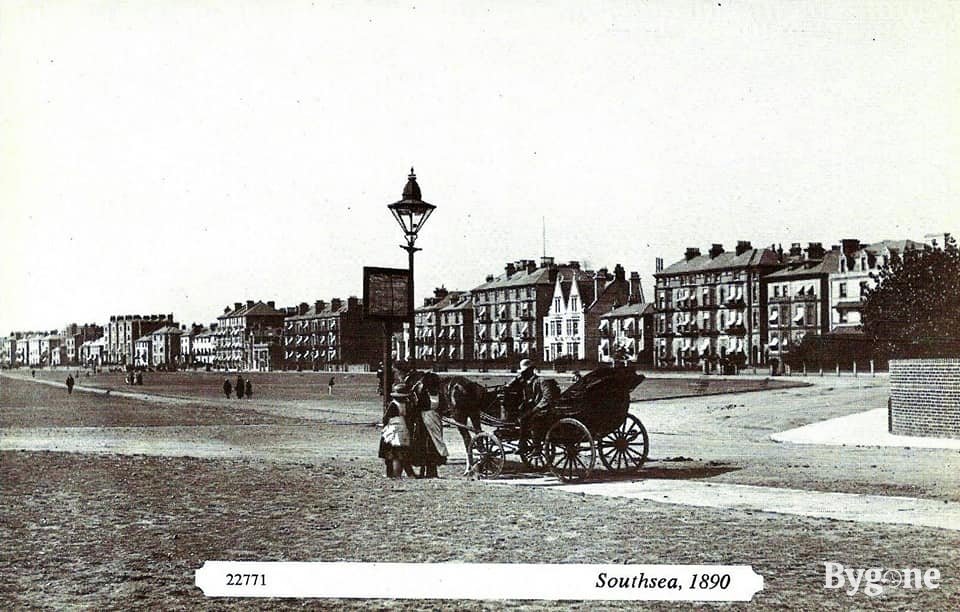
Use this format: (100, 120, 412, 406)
(362, 266, 411, 322)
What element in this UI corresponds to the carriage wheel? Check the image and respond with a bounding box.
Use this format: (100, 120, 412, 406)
(519, 434, 549, 472)
(598, 413, 649, 472)
(467, 432, 504, 479)
(545, 418, 595, 482)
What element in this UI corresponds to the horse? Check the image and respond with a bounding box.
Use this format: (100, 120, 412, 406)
(403, 370, 494, 456)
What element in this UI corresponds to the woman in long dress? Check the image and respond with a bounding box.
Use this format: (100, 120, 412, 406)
(408, 381, 448, 478)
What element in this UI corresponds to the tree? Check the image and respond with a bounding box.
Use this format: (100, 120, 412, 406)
(861, 234, 960, 358)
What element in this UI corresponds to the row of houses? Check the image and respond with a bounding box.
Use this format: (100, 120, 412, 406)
(1, 296, 381, 372)
(652, 238, 925, 368)
(401, 257, 653, 367)
(1, 236, 925, 372)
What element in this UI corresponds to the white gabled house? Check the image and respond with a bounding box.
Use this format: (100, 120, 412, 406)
(542, 264, 641, 364)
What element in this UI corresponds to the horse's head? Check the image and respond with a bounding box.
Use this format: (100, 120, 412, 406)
(417, 371, 442, 395)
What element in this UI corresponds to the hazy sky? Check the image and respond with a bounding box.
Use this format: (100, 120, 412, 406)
(1, 1, 957, 333)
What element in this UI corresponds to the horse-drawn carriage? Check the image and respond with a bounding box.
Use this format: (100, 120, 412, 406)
(460, 368, 649, 482)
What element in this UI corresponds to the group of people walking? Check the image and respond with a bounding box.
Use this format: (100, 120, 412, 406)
(379, 381, 448, 478)
(223, 375, 253, 399)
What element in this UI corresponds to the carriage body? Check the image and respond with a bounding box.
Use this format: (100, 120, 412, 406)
(468, 368, 649, 482)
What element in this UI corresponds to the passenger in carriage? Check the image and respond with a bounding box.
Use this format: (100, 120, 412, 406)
(505, 359, 558, 452)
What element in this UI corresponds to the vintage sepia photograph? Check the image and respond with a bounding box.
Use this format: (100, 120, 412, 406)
(1, 1, 958, 609)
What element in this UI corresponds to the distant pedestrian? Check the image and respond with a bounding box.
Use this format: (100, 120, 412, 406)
(328, 376, 335, 396)
(223, 379, 233, 398)
(376, 362, 384, 396)
(135, 372, 143, 386)
(31, 370, 35, 378)
(236, 375, 245, 399)
(244, 379, 252, 399)
(65, 374, 75, 395)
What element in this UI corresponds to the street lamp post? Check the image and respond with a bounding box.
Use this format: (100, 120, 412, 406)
(388, 167, 436, 373)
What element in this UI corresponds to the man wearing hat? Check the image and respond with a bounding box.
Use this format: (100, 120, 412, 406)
(505, 359, 552, 453)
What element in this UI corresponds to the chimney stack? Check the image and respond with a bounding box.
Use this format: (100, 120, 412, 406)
(330, 298, 343, 311)
(613, 264, 626, 281)
(684, 247, 701, 261)
(347, 296, 359, 310)
(789, 243, 803, 257)
(629, 271, 644, 303)
(486, 274, 494, 282)
(504, 262, 516, 278)
(540, 256, 555, 268)
(805, 242, 825, 260)
(526, 260, 537, 274)
(841, 238, 861, 257)
(267, 301, 275, 309)
(735, 240, 752, 256)
(246, 300, 255, 308)
(298, 302, 309, 316)
(434, 286, 449, 299)
(234, 302, 242, 311)
(709, 243, 724, 258)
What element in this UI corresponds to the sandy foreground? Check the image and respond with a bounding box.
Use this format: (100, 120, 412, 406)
(1, 371, 958, 609)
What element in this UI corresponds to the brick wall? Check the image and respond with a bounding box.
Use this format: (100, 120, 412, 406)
(889, 359, 960, 439)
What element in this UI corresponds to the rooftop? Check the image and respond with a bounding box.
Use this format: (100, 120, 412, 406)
(765, 250, 841, 279)
(601, 302, 655, 318)
(657, 248, 780, 276)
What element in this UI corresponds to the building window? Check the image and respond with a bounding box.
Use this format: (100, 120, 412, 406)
(570, 296, 578, 311)
(859, 281, 869, 298)
(572, 320, 579, 336)
(554, 297, 561, 312)
(839, 283, 847, 298)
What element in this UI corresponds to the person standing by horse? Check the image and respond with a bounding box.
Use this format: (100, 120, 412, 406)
(408, 378, 447, 478)
(379, 383, 416, 478)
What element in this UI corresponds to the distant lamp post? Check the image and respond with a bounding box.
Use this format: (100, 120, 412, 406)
(388, 167, 436, 370)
